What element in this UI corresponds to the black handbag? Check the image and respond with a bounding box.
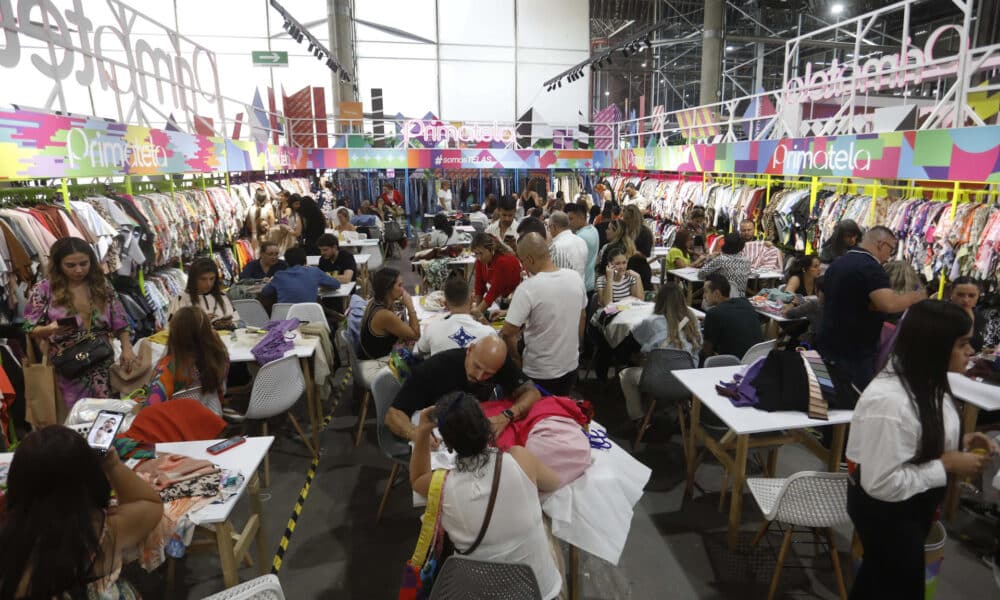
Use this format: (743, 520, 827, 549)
(52, 334, 113, 378)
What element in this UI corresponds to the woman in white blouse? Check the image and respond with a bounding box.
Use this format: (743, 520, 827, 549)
(846, 300, 997, 598)
(176, 257, 240, 329)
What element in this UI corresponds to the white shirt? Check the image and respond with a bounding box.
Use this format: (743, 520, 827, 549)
(415, 313, 496, 356)
(486, 219, 519, 242)
(438, 188, 453, 211)
(469, 211, 490, 229)
(845, 369, 960, 502)
(505, 268, 587, 380)
(548, 229, 589, 279)
(622, 191, 649, 212)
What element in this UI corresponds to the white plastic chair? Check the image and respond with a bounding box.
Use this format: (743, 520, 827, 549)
(742, 340, 776, 365)
(287, 302, 329, 331)
(704, 354, 741, 368)
(199, 574, 285, 600)
(747, 471, 851, 600)
(271, 303, 292, 321)
(429, 556, 542, 600)
(338, 329, 373, 447)
(233, 299, 270, 328)
(173, 386, 222, 417)
(224, 355, 311, 487)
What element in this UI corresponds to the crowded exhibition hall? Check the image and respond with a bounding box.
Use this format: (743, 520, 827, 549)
(2, 0, 1000, 598)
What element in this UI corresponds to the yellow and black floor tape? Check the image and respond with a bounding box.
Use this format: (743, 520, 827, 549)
(271, 367, 352, 574)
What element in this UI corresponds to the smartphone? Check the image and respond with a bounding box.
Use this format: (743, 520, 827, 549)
(207, 436, 247, 455)
(57, 317, 77, 328)
(87, 410, 125, 456)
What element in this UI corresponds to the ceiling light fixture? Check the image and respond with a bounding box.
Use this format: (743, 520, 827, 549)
(831, 3, 844, 15)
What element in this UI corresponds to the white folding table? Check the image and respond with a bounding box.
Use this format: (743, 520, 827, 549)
(943, 372, 1000, 518)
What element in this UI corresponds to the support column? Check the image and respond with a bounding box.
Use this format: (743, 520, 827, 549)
(334, 0, 357, 104)
(326, 0, 341, 110)
(699, 0, 724, 106)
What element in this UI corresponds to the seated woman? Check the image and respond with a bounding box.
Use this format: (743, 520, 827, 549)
(819, 219, 862, 264)
(429, 213, 461, 247)
(595, 245, 643, 307)
(846, 300, 997, 598)
(0, 425, 163, 597)
(618, 283, 703, 422)
(239, 241, 287, 280)
(665, 229, 707, 269)
(409, 392, 563, 600)
(470, 233, 523, 317)
(147, 306, 230, 415)
(334, 207, 356, 234)
(176, 257, 240, 329)
(785, 255, 821, 297)
(948, 276, 988, 352)
(357, 268, 420, 382)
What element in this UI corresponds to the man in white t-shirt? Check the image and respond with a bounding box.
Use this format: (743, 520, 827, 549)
(415, 278, 496, 357)
(485, 195, 519, 247)
(437, 179, 453, 212)
(501, 233, 587, 396)
(622, 183, 649, 212)
(546, 210, 588, 279)
(468, 204, 490, 230)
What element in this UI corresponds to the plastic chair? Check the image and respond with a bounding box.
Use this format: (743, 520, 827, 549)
(224, 355, 311, 487)
(370, 368, 407, 523)
(747, 471, 851, 600)
(428, 556, 542, 600)
(199, 574, 285, 600)
(704, 354, 741, 368)
(470, 221, 486, 233)
(338, 329, 372, 447)
(270, 303, 292, 321)
(173, 386, 222, 417)
(233, 299, 270, 328)
(742, 340, 776, 365)
(287, 302, 329, 332)
(633, 349, 695, 451)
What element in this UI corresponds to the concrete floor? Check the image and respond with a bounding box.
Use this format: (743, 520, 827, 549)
(131, 249, 998, 600)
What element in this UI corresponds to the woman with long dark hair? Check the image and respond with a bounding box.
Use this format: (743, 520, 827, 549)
(785, 255, 821, 296)
(470, 233, 523, 317)
(820, 219, 862, 264)
(24, 237, 136, 409)
(846, 300, 997, 598)
(148, 306, 231, 415)
(177, 257, 239, 328)
(0, 426, 163, 598)
(292, 195, 326, 254)
(409, 392, 562, 599)
(357, 268, 420, 382)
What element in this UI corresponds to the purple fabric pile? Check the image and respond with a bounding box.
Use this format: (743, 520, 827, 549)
(251, 318, 302, 365)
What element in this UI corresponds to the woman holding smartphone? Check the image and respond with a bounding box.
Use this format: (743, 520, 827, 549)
(24, 237, 136, 409)
(176, 257, 240, 329)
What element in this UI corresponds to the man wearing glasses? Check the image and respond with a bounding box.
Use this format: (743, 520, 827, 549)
(817, 226, 926, 389)
(239, 241, 288, 280)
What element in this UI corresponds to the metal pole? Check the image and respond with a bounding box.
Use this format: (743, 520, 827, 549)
(326, 0, 341, 113)
(699, 0, 724, 105)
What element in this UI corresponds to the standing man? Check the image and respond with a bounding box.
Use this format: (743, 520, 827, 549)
(501, 233, 587, 396)
(818, 226, 926, 389)
(437, 179, 453, 212)
(567, 203, 599, 294)
(485, 195, 520, 248)
(546, 210, 588, 279)
(622, 183, 649, 212)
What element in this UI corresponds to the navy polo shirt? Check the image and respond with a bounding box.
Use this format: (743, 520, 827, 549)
(817, 248, 891, 358)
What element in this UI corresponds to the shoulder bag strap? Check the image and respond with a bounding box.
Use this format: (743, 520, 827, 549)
(409, 469, 448, 569)
(460, 450, 503, 555)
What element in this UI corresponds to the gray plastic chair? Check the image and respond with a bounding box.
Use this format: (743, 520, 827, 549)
(634, 349, 696, 450)
(287, 302, 329, 331)
(338, 329, 372, 447)
(371, 368, 406, 523)
(271, 303, 292, 321)
(232, 299, 269, 328)
(200, 574, 284, 600)
(172, 386, 221, 417)
(742, 340, 777, 365)
(705, 354, 741, 368)
(428, 556, 542, 600)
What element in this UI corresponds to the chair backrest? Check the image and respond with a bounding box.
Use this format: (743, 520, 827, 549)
(338, 328, 363, 374)
(371, 368, 408, 458)
(233, 299, 270, 328)
(271, 303, 293, 321)
(638, 349, 696, 402)
(471, 221, 486, 233)
(246, 355, 306, 420)
(428, 556, 542, 600)
(287, 302, 329, 331)
(705, 354, 741, 368)
(741, 340, 776, 365)
(172, 386, 222, 417)
(772, 471, 850, 528)
(199, 574, 285, 600)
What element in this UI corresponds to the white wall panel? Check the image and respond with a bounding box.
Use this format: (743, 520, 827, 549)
(439, 60, 516, 122)
(516, 0, 589, 50)
(438, 0, 514, 46)
(357, 57, 438, 118)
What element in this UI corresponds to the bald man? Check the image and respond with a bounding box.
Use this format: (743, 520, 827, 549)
(501, 233, 587, 396)
(385, 336, 541, 442)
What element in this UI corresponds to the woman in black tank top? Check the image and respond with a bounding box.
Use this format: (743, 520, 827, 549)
(358, 268, 420, 362)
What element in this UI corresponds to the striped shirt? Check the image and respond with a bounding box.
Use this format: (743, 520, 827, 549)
(596, 274, 638, 302)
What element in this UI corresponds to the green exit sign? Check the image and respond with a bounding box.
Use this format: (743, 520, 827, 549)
(251, 51, 288, 67)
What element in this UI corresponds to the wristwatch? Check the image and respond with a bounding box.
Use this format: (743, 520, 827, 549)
(502, 409, 516, 423)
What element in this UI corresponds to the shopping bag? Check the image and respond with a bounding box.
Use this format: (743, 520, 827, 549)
(24, 339, 58, 429)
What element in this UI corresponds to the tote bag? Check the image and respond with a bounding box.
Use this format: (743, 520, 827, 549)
(24, 339, 58, 428)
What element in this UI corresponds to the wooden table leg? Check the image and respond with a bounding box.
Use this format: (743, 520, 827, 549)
(568, 544, 580, 600)
(684, 395, 702, 499)
(944, 402, 981, 520)
(727, 434, 750, 549)
(248, 473, 269, 575)
(827, 424, 847, 472)
(215, 521, 240, 588)
(300, 357, 320, 450)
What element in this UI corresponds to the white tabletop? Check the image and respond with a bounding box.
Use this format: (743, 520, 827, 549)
(601, 299, 704, 348)
(754, 307, 805, 323)
(674, 365, 853, 435)
(455, 225, 476, 233)
(223, 327, 319, 363)
(155, 437, 273, 525)
(318, 281, 356, 299)
(652, 246, 670, 257)
(949, 372, 1000, 412)
(752, 270, 785, 280)
(667, 267, 701, 282)
(341, 238, 381, 248)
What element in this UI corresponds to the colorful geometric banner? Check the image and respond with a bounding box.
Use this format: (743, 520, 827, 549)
(1, 108, 999, 183)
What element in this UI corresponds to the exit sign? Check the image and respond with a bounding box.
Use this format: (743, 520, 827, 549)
(251, 51, 288, 67)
